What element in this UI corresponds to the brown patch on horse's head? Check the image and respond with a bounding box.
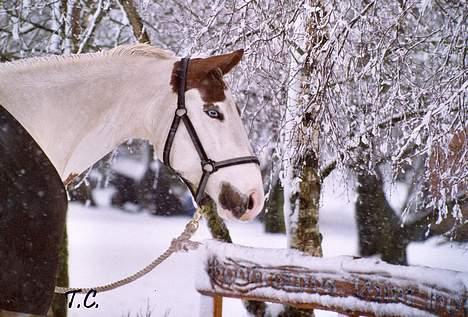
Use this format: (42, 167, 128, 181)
(218, 181, 250, 218)
(170, 49, 244, 103)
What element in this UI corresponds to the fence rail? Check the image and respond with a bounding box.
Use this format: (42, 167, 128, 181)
(195, 240, 468, 317)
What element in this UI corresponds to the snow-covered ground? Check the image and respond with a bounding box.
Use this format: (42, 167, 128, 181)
(66, 178, 467, 317)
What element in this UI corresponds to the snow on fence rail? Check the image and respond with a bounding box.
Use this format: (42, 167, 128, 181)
(195, 240, 468, 317)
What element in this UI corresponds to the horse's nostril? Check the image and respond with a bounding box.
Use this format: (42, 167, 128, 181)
(247, 193, 255, 210)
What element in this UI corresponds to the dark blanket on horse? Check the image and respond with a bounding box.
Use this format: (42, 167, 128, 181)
(0, 104, 67, 315)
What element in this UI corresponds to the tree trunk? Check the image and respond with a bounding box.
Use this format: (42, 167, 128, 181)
(280, 1, 327, 316)
(281, 152, 322, 317)
(119, 0, 150, 44)
(355, 159, 467, 266)
(289, 153, 322, 255)
(355, 168, 408, 265)
(200, 197, 232, 243)
(62, 0, 81, 54)
(264, 179, 286, 234)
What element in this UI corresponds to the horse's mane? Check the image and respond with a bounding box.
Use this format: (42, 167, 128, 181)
(0, 44, 175, 72)
(109, 44, 175, 59)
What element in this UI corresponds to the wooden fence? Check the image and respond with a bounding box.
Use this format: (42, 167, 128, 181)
(195, 240, 468, 317)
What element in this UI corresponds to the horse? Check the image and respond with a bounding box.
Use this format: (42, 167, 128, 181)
(0, 44, 264, 315)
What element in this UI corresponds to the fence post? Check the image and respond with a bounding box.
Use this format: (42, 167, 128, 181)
(213, 295, 223, 317)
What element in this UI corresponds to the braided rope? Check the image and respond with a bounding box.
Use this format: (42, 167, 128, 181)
(55, 209, 202, 294)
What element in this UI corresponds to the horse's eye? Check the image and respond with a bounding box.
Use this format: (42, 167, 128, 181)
(205, 109, 222, 120)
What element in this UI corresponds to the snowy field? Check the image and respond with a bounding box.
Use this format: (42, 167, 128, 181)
(66, 179, 468, 317)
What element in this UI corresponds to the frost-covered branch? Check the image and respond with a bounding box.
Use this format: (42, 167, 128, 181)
(117, 0, 150, 44)
(78, 0, 109, 53)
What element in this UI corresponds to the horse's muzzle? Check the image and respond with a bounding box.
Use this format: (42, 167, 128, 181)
(218, 182, 260, 220)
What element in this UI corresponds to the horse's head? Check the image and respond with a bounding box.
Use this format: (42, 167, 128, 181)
(158, 50, 264, 221)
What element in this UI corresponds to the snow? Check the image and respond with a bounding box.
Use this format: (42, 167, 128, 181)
(91, 187, 116, 207)
(111, 158, 147, 181)
(198, 295, 215, 317)
(66, 177, 468, 317)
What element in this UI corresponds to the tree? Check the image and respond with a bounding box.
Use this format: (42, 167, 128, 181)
(316, 0, 467, 263)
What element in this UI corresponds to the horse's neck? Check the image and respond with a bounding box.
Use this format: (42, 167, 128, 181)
(0, 55, 175, 178)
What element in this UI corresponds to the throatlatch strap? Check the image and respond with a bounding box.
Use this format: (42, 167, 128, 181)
(163, 115, 181, 165)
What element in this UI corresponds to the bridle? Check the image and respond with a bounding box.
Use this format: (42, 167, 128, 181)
(163, 57, 260, 205)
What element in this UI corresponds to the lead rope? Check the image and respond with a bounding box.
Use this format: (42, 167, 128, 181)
(54, 209, 202, 294)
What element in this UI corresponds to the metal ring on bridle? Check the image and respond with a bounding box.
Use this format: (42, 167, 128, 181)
(203, 162, 215, 173)
(176, 108, 187, 117)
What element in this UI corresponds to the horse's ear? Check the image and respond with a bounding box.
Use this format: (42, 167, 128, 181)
(173, 50, 244, 97)
(214, 49, 244, 75)
(193, 49, 244, 76)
